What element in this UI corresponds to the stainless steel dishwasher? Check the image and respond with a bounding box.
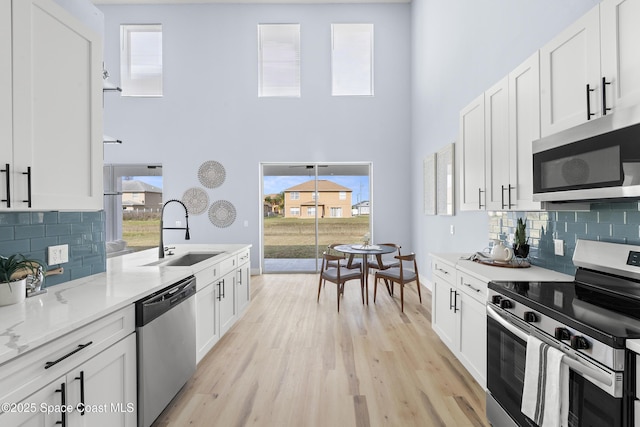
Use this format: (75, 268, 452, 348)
(136, 275, 196, 427)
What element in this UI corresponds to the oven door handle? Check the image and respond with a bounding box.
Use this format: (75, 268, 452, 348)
(487, 305, 614, 388)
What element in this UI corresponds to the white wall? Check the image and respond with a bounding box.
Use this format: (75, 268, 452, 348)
(99, 4, 411, 271)
(410, 0, 600, 284)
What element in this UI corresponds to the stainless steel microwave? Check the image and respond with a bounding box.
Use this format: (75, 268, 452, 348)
(533, 109, 640, 202)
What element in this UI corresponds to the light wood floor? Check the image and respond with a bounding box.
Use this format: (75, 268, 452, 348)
(153, 274, 490, 427)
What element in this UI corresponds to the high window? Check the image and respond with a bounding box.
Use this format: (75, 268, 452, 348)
(331, 23, 374, 96)
(258, 24, 301, 97)
(290, 191, 300, 200)
(120, 24, 163, 97)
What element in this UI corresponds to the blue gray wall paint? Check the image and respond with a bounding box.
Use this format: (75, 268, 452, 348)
(488, 203, 640, 276)
(0, 211, 106, 288)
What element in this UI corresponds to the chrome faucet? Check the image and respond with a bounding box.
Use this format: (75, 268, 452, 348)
(159, 199, 190, 258)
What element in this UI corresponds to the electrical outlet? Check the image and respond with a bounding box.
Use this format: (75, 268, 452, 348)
(48, 244, 69, 265)
(450, 225, 455, 235)
(554, 239, 564, 256)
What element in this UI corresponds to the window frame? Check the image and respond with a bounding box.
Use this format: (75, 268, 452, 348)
(331, 23, 374, 97)
(120, 24, 163, 97)
(258, 23, 301, 98)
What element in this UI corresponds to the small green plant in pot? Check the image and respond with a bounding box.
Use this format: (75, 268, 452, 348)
(514, 218, 530, 258)
(0, 254, 47, 306)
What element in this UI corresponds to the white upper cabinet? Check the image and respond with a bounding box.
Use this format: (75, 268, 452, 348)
(459, 93, 485, 211)
(0, 2, 12, 207)
(540, 5, 601, 137)
(600, 0, 640, 113)
(508, 52, 541, 211)
(484, 77, 510, 211)
(3, 0, 103, 211)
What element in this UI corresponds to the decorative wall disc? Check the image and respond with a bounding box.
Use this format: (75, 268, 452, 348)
(181, 187, 209, 215)
(208, 200, 236, 228)
(198, 160, 226, 188)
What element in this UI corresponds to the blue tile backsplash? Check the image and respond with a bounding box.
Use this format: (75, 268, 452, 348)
(0, 211, 106, 288)
(488, 202, 640, 276)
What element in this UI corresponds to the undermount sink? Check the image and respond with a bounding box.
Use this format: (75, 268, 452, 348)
(144, 252, 223, 267)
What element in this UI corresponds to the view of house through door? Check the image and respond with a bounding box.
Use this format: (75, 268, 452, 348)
(104, 164, 163, 257)
(261, 163, 371, 273)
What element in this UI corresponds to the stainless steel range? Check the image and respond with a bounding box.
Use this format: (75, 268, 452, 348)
(486, 239, 640, 427)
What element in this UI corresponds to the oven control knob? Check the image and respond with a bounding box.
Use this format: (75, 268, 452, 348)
(523, 311, 538, 323)
(500, 299, 513, 309)
(554, 327, 571, 341)
(570, 336, 590, 350)
(491, 295, 502, 305)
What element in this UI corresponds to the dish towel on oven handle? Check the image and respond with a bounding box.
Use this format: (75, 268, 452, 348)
(521, 335, 570, 427)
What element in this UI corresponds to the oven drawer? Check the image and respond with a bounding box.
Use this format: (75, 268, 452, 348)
(457, 271, 487, 303)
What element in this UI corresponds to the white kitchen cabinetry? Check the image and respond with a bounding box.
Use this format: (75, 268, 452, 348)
(541, 0, 640, 137)
(0, 306, 136, 426)
(431, 258, 457, 350)
(600, 0, 640, 114)
(1, 0, 102, 211)
(484, 77, 510, 211)
(508, 52, 541, 211)
(459, 93, 486, 210)
(431, 259, 488, 388)
(455, 270, 487, 388)
(195, 250, 250, 364)
(236, 249, 251, 314)
(540, 5, 600, 137)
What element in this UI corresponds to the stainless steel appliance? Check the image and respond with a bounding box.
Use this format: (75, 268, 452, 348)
(533, 110, 640, 202)
(136, 275, 196, 427)
(486, 239, 640, 426)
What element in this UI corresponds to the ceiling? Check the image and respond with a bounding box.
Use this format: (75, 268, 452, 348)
(92, 0, 409, 4)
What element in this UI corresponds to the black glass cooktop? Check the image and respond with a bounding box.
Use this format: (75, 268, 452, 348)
(489, 275, 640, 347)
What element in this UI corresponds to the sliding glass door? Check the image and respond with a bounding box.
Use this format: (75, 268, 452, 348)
(261, 163, 371, 273)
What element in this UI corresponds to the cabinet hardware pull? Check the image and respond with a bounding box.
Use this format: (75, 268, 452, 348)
(586, 84, 596, 120)
(501, 185, 506, 209)
(222, 278, 226, 298)
(449, 288, 454, 310)
(217, 281, 222, 301)
(463, 282, 481, 292)
(436, 267, 449, 275)
(508, 185, 515, 209)
(22, 166, 31, 207)
(55, 382, 66, 426)
(45, 341, 93, 369)
(478, 188, 485, 209)
(75, 371, 86, 415)
(1, 163, 9, 207)
(453, 291, 459, 313)
(602, 77, 611, 116)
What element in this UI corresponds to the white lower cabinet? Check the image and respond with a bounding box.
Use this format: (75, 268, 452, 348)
(431, 259, 487, 389)
(0, 307, 137, 426)
(195, 249, 251, 364)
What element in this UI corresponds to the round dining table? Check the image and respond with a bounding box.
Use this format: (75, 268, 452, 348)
(332, 244, 397, 305)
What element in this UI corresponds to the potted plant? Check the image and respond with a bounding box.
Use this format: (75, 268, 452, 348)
(514, 218, 530, 258)
(0, 254, 47, 306)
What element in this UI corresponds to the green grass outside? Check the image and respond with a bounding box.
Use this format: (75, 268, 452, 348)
(122, 216, 370, 258)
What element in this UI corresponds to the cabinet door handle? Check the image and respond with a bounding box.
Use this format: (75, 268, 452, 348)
(501, 185, 506, 209)
(55, 382, 67, 426)
(1, 163, 9, 207)
(508, 185, 514, 209)
(217, 281, 222, 301)
(45, 341, 93, 369)
(22, 166, 32, 207)
(436, 267, 449, 275)
(449, 288, 454, 310)
(222, 278, 226, 298)
(75, 371, 85, 415)
(478, 188, 485, 209)
(238, 268, 243, 284)
(453, 291, 459, 313)
(586, 84, 596, 120)
(602, 77, 611, 116)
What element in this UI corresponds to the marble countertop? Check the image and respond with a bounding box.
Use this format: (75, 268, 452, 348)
(430, 252, 574, 283)
(0, 244, 250, 366)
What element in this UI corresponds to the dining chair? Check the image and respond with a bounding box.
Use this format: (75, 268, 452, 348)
(317, 252, 364, 312)
(368, 243, 401, 295)
(373, 253, 422, 312)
